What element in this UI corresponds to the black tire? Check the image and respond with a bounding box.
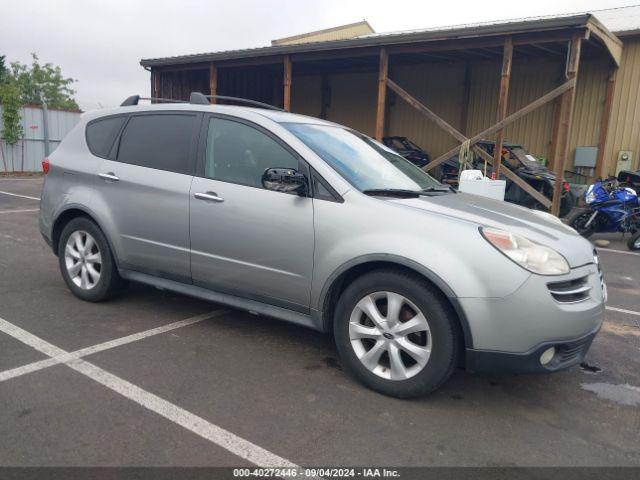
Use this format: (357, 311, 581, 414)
(333, 269, 460, 398)
(57, 217, 126, 302)
(566, 208, 596, 238)
(559, 191, 575, 218)
(628, 231, 640, 251)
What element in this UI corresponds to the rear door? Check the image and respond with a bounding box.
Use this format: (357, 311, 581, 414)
(94, 111, 199, 283)
(189, 115, 314, 311)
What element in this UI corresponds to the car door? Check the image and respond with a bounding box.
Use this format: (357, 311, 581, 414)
(94, 111, 199, 283)
(190, 115, 314, 311)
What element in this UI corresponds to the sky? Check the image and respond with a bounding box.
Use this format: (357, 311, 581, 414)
(2, 0, 638, 110)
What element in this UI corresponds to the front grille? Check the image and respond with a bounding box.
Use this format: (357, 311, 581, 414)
(547, 276, 591, 303)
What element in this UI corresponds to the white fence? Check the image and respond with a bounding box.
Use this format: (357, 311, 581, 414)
(0, 105, 81, 173)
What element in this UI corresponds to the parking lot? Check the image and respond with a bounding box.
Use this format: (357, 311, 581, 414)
(1, 175, 639, 468)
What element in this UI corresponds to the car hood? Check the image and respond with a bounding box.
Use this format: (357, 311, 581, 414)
(387, 192, 594, 268)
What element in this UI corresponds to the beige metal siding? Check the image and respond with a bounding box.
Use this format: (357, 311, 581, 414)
(603, 35, 640, 174)
(273, 23, 374, 46)
(387, 63, 466, 158)
(326, 72, 378, 136)
(466, 58, 562, 161)
(290, 50, 629, 176)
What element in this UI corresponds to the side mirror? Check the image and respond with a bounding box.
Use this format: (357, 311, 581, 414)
(262, 167, 307, 195)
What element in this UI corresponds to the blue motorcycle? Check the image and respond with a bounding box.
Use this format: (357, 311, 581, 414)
(567, 177, 639, 240)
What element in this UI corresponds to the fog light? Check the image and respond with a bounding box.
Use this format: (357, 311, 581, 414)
(540, 347, 556, 366)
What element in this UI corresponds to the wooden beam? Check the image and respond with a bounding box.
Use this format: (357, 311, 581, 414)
(209, 64, 217, 104)
(387, 76, 551, 207)
(494, 36, 513, 178)
(595, 68, 617, 178)
(283, 55, 292, 111)
(375, 48, 389, 141)
(551, 35, 581, 216)
(423, 77, 576, 172)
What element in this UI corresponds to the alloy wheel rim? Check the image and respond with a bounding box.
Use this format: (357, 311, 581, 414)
(635, 237, 640, 249)
(64, 230, 102, 290)
(349, 291, 432, 380)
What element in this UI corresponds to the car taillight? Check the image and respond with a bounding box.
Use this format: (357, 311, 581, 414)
(42, 158, 50, 174)
(563, 181, 570, 192)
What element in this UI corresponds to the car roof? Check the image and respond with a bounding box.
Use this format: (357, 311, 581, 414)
(82, 103, 338, 127)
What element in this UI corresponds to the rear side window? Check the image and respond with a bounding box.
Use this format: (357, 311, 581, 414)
(86, 116, 126, 158)
(117, 114, 196, 174)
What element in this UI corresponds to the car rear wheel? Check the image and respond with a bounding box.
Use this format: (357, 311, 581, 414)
(58, 217, 126, 302)
(333, 269, 459, 398)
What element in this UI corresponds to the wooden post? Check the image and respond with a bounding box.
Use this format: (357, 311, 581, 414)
(151, 70, 161, 103)
(283, 55, 292, 112)
(209, 64, 217, 104)
(595, 68, 618, 179)
(320, 74, 329, 119)
(375, 48, 388, 141)
(551, 35, 582, 216)
(459, 63, 472, 136)
(494, 37, 513, 177)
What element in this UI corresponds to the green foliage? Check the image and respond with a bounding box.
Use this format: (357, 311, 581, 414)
(0, 56, 9, 84)
(0, 80, 23, 146)
(10, 53, 79, 110)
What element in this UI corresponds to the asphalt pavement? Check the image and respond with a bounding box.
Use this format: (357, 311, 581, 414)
(1, 176, 639, 468)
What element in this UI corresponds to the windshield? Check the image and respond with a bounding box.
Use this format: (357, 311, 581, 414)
(283, 123, 441, 192)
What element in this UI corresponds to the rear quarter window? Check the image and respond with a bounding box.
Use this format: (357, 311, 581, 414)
(86, 116, 127, 158)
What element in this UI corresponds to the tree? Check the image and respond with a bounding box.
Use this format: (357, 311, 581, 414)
(10, 53, 79, 110)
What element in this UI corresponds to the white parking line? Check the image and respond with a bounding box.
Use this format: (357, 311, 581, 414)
(0, 310, 224, 383)
(0, 313, 300, 469)
(597, 247, 640, 257)
(606, 306, 640, 317)
(0, 208, 40, 214)
(0, 190, 40, 201)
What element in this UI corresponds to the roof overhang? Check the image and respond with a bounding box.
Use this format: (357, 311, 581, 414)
(140, 13, 622, 69)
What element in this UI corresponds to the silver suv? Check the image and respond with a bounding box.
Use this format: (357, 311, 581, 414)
(39, 94, 606, 398)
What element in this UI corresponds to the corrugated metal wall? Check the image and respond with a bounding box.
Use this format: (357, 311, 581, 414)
(0, 105, 80, 172)
(603, 35, 640, 175)
(291, 53, 618, 174)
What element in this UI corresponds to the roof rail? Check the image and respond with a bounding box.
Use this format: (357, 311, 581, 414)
(189, 92, 284, 111)
(120, 95, 184, 106)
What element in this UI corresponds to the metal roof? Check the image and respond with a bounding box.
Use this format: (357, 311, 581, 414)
(140, 11, 621, 68)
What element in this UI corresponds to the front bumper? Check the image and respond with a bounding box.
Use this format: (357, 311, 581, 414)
(465, 324, 600, 374)
(458, 263, 605, 353)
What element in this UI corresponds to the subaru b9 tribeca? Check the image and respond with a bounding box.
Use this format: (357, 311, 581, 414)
(39, 101, 605, 398)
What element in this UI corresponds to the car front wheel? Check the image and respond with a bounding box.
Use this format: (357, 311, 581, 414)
(333, 269, 460, 398)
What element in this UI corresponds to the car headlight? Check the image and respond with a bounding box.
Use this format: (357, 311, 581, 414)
(481, 227, 570, 275)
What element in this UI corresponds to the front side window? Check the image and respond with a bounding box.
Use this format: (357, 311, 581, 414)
(117, 114, 195, 174)
(283, 123, 441, 192)
(204, 117, 299, 188)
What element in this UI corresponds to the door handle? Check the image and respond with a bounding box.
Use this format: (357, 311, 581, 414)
(98, 172, 119, 182)
(194, 191, 224, 203)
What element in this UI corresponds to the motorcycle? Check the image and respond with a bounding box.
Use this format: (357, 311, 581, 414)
(567, 177, 640, 241)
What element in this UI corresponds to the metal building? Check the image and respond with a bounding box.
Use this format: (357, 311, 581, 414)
(141, 7, 639, 214)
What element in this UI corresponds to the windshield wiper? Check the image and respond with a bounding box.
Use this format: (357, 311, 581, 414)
(362, 187, 452, 197)
(421, 186, 455, 193)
